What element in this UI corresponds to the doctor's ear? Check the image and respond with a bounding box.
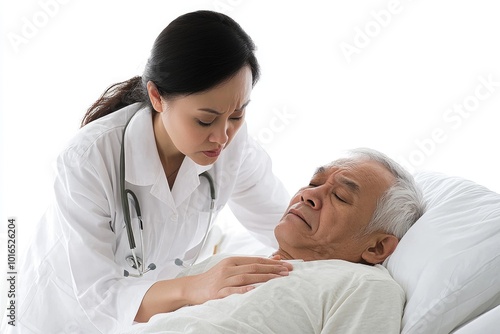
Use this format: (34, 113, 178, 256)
(361, 234, 399, 265)
(147, 81, 164, 113)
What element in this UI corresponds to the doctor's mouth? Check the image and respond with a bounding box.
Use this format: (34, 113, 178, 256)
(203, 148, 223, 158)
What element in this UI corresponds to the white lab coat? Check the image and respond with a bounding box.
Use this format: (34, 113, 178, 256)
(9, 103, 290, 334)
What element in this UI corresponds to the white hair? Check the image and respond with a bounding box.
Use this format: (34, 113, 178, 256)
(331, 148, 426, 239)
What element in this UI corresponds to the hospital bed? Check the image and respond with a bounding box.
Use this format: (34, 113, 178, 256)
(212, 170, 500, 333)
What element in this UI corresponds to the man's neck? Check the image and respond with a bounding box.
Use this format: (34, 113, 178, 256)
(272, 249, 295, 260)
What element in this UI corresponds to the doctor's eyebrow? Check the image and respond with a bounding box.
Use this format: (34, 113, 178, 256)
(198, 100, 251, 115)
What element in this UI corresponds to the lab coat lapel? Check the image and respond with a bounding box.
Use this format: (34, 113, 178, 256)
(123, 105, 175, 208)
(171, 158, 212, 208)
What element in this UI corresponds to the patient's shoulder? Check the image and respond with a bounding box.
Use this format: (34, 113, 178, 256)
(294, 259, 401, 289)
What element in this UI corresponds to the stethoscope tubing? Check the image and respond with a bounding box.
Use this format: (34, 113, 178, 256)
(120, 110, 217, 277)
(120, 113, 138, 252)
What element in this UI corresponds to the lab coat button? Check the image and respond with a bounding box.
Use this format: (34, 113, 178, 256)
(170, 214, 178, 222)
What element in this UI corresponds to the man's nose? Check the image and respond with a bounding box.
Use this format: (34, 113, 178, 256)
(300, 187, 322, 209)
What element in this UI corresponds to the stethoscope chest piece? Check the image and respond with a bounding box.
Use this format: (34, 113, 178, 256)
(126, 255, 142, 270)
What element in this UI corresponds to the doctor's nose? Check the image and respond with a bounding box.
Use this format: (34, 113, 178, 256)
(209, 123, 229, 146)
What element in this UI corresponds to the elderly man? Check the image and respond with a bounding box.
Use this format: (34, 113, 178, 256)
(126, 148, 425, 334)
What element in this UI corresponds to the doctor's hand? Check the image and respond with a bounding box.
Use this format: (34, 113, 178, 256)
(135, 255, 292, 323)
(186, 255, 293, 305)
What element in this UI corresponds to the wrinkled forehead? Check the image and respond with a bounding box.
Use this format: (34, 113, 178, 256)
(315, 158, 396, 190)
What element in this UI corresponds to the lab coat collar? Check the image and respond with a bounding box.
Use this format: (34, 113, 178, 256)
(124, 105, 162, 187)
(124, 105, 213, 207)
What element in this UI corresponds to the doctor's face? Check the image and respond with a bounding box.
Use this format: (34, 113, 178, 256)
(274, 159, 395, 262)
(156, 66, 253, 166)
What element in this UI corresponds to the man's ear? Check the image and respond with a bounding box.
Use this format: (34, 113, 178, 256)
(361, 234, 399, 265)
(146, 81, 163, 113)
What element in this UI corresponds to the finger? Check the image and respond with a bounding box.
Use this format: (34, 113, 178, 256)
(225, 272, 288, 287)
(224, 263, 291, 279)
(224, 256, 293, 271)
(217, 285, 255, 299)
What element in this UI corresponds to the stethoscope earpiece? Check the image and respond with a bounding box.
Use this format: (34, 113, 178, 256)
(174, 258, 187, 268)
(123, 263, 156, 278)
(123, 256, 157, 278)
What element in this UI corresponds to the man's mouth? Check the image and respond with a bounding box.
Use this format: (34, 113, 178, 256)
(289, 208, 311, 229)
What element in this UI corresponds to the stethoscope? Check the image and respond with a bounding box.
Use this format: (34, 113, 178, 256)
(120, 111, 216, 278)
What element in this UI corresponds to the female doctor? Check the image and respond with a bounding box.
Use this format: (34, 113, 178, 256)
(15, 10, 292, 334)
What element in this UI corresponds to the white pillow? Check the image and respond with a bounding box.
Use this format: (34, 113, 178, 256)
(385, 171, 500, 334)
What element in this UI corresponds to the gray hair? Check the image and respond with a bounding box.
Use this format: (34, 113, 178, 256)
(331, 148, 426, 239)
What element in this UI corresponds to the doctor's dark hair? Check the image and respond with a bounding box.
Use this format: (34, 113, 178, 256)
(81, 10, 260, 127)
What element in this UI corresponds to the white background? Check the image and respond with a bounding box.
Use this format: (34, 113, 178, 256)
(1, 0, 499, 314)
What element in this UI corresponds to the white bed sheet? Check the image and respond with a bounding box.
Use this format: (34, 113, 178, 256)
(451, 304, 500, 333)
